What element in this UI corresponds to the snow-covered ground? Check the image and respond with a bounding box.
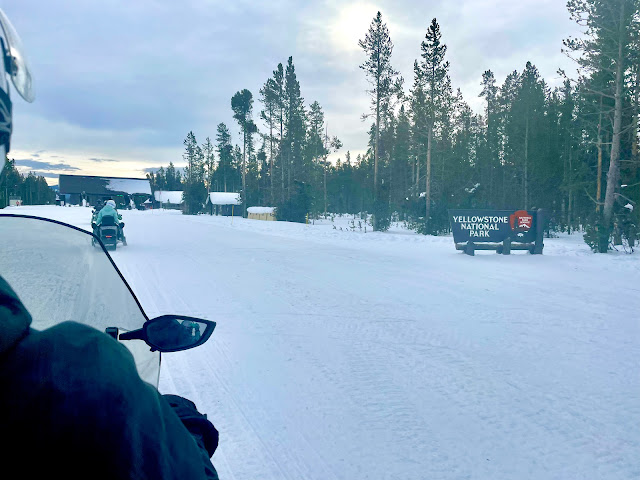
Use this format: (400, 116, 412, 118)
(4, 205, 640, 479)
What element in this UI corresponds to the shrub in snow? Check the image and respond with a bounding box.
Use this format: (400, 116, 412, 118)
(583, 222, 610, 253)
(276, 181, 311, 224)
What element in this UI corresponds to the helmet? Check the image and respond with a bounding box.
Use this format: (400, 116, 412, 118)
(106, 200, 116, 208)
(0, 8, 35, 175)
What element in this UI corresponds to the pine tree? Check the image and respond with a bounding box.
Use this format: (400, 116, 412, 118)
(410, 60, 427, 198)
(166, 162, 178, 190)
(156, 166, 166, 190)
(323, 134, 342, 215)
(558, 80, 577, 231)
(183, 131, 197, 176)
(146, 171, 156, 192)
(272, 63, 286, 203)
(233, 145, 243, 193)
(182, 131, 206, 214)
(231, 89, 258, 216)
(479, 70, 500, 204)
(500, 71, 523, 208)
(213, 123, 234, 192)
(283, 57, 306, 202)
(306, 100, 327, 210)
(359, 11, 400, 230)
(260, 74, 280, 204)
(308, 100, 326, 168)
(513, 62, 546, 209)
(256, 141, 269, 204)
(391, 105, 411, 214)
(202, 137, 215, 193)
(418, 18, 450, 232)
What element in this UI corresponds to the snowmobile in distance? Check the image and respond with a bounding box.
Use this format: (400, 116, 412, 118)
(91, 202, 127, 250)
(92, 214, 127, 250)
(0, 213, 215, 386)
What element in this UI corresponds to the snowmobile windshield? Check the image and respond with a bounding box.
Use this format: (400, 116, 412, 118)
(0, 215, 159, 386)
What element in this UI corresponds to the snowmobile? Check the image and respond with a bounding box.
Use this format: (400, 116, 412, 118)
(0, 213, 214, 387)
(91, 207, 127, 250)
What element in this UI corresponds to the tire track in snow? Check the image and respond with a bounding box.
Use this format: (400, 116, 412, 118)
(196, 332, 340, 480)
(114, 214, 341, 479)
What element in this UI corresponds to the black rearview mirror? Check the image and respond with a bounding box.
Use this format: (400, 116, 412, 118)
(119, 315, 216, 352)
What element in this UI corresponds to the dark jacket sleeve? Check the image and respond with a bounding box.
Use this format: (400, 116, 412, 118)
(164, 394, 220, 480)
(0, 321, 217, 480)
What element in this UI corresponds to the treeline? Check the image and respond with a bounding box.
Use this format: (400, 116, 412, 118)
(147, 57, 343, 221)
(150, 0, 639, 250)
(0, 159, 55, 206)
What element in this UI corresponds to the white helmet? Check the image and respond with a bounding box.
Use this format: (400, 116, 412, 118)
(106, 200, 116, 208)
(0, 8, 35, 175)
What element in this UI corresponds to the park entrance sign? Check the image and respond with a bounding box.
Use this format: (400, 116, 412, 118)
(449, 209, 544, 255)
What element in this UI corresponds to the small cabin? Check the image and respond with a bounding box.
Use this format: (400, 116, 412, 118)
(154, 191, 183, 210)
(247, 207, 276, 221)
(207, 192, 242, 216)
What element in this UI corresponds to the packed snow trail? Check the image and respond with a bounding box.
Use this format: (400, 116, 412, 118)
(7, 206, 640, 480)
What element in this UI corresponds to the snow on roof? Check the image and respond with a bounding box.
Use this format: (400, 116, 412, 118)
(58, 174, 151, 195)
(106, 178, 151, 195)
(247, 207, 275, 214)
(154, 191, 184, 204)
(208, 192, 241, 205)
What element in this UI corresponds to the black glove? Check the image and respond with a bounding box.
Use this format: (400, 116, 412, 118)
(120, 222, 125, 228)
(163, 394, 219, 458)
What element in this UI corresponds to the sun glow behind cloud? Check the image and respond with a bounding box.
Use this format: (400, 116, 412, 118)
(9, 148, 165, 185)
(329, 3, 382, 54)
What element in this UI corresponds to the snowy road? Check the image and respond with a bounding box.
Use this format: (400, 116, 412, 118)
(6, 206, 640, 479)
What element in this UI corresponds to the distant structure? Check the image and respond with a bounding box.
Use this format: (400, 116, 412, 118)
(247, 207, 276, 221)
(207, 192, 242, 216)
(58, 174, 151, 209)
(153, 190, 183, 210)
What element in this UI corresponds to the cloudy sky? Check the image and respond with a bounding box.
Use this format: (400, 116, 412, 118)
(4, 0, 582, 184)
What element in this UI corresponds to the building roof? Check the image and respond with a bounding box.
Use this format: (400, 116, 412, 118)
(208, 192, 241, 205)
(154, 191, 184, 204)
(59, 175, 151, 195)
(247, 207, 275, 214)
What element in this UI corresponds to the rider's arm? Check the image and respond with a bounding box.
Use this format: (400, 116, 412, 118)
(0, 321, 218, 479)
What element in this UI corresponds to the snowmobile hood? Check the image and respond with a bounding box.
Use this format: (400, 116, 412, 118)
(0, 275, 32, 354)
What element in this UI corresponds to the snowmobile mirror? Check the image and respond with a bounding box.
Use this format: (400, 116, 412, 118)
(120, 315, 216, 353)
(0, 8, 35, 102)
